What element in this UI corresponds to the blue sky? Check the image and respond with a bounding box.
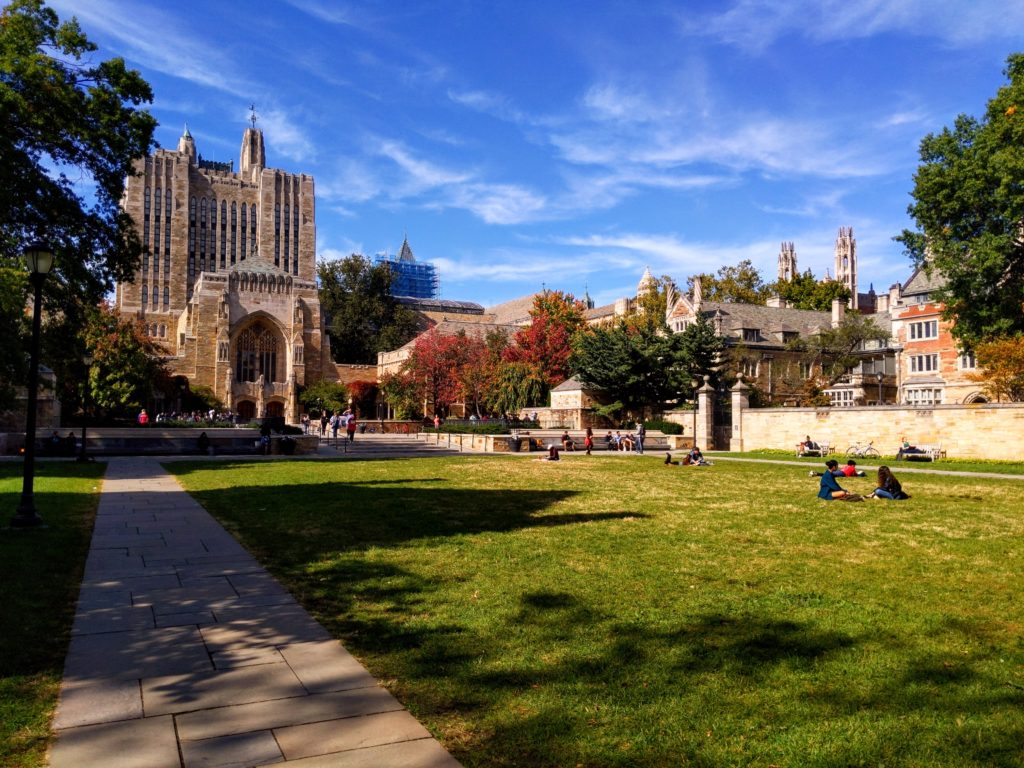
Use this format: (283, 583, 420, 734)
(50, 0, 1023, 308)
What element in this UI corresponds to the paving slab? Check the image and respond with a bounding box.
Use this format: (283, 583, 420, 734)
(51, 457, 462, 767)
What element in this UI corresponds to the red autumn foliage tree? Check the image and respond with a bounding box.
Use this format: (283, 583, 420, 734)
(405, 329, 481, 416)
(504, 291, 587, 390)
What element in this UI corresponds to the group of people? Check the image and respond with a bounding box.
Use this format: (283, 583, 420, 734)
(145, 409, 237, 425)
(318, 410, 358, 441)
(817, 459, 910, 501)
(603, 425, 646, 453)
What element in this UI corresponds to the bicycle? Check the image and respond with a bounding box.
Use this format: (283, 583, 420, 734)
(846, 440, 880, 458)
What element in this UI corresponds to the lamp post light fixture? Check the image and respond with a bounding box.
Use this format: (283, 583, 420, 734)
(876, 371, 884, 405)
(77, 354, 94, 463)
(11, 241, 54, 528)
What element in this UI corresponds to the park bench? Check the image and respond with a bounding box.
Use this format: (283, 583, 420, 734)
(797, 441, 830, 458)
(897, 443, 944, 461)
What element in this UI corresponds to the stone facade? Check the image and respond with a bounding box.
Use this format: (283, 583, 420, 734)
(116, 124, 329, 421)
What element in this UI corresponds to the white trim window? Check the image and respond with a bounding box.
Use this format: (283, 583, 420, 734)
(826, 389, 856, 407)
(909, 353, 940, 373)
(958, 351, 977, 370)
(905, 387, 942, 405)
(909, 320, 939, 340)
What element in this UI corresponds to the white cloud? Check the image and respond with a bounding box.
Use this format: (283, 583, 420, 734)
(49, 0, 253, 97)
(259, 108, 316, 163)
(687, 0, 1024, 52)
(283, 0, 361, 26)
(376, 139, 472, 191)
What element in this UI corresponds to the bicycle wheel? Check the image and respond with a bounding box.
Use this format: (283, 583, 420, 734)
(864, 446, 880, 458)
(845, 446, 859, 456)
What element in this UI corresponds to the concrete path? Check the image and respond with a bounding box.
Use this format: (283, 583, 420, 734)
(50, 458, 462, 768)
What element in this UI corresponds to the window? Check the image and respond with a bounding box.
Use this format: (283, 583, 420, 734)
(141, 283, 148, 306)
(958, 351, 977, 370)
(220, 200, 227, 268)
(231, 202, 237, 263)
(164, 190, 172, 254)
(293, 207, 299, 275)
(906, 387, 942, 405)
(236, 323, 278, 383)
(742, 328, 759, 342)
(910, 353, 939, 373)
(163, 285, 169, 309)
(293, 345, 303, 364)
(740, 360, 758, 378)
(218, 341, 229, 362)
(159, 324, 166, 338)
(274, 203, 280, 267)
(827, 389, 855, 407)
(143, 187, 150, 247)
(909, 320, 938, 340)
(153, 186, 161, 257)
(800, 362, 812, 379)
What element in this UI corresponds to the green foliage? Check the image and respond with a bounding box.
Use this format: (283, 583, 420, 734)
(788, 313, 891, 390)
(429, 422, 508, 435)
(688, 259, 768, 305)
(676, 313, 725, 391)
(506, 291, 587, 391)
(0, 462, 103, 768)
(299, 379, 349, 417)
(769, 270, 852, 311)
(897, 53, 1024, 348)
(643, 418, 682, 434)
(317, 254, 419, 363)
(0, 0, 157, 304)
(0, 266, 27, 410)
(82, 303, 167, 417)
(185, 385, 222, 412)
(485, 360, 547, 415)
(970, 335, 1024, 402)
(379, 371, 421, 420)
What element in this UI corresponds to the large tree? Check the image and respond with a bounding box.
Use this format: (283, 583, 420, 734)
(769, 270, 851, 311)
(505, 290, 587, 390)
(82, 303, 167, 417)
(404, 329, 476, 417)
(897, 53, 1024, 348)
(1, 0, 156, 295)
(688, 260, 768, 305)
(970, 335, 1024, 402)
(317, 254, 419, 363)
(788, 313, 891, 393)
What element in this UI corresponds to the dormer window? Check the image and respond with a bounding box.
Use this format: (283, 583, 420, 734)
(742, 328, 759, 342)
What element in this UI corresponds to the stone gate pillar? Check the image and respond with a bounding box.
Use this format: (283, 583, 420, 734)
(730, 378, 750, 452)
(696, 375, 715, 450)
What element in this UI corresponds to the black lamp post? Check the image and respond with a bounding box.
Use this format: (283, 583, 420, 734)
(876, 371, 884, 405)
(11, 242, 54, 528)
(77, 353, 94, 463)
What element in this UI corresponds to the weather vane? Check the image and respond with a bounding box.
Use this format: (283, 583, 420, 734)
(248, 103, 258, 129)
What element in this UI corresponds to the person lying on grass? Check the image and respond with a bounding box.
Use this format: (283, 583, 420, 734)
(817, 459, 863, 501)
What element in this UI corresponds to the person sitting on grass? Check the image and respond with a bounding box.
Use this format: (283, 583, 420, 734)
(817, 459, 863, 501)
(686, 446, 710, 466)
(868, 465, 910, 500)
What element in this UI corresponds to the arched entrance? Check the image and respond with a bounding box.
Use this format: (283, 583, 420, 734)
(266, 401, 284, 418)
(237, 400, 256, 420)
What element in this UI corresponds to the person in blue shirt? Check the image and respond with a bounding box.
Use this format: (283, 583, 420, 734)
(817, 459, 861, 500)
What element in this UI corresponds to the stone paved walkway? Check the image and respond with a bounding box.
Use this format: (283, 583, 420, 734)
(50, 458, 462, 768)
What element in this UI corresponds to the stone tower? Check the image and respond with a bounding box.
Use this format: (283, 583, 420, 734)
(834, 226, 857, 310)
(778, 242, 797, 282)
(116, 119, 327, 423)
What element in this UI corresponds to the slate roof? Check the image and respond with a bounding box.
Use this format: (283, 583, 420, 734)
(901, 264, 946, 297)
(486, 293, 539, 325)
(699, 300, 831, 344)
(398, 296, 485, 314)
(396, 320, 517, 352)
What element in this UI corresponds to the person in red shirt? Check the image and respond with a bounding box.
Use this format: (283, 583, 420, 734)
(137, 409, 148, 425)
(840, 459, 866, 477)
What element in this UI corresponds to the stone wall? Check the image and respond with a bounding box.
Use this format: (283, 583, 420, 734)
(730, 402, 1024, 460)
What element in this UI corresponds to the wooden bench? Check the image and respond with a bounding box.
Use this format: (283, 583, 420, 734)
(897, 443, 943, 461)
(797, 442, 830, 458)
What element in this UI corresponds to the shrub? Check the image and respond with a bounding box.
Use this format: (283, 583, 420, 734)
(644, 419, 682, 435)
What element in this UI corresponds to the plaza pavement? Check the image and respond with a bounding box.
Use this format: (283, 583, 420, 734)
(49, 451, 463, 768)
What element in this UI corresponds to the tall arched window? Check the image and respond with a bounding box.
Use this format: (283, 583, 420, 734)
(240, 203, 247, 260)
(235, 323, 278, 383)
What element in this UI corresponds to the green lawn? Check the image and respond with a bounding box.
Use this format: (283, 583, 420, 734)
(0, 461, 104, 768)
(169, 455, 1024, 768)
(721, 449, 1024, 476)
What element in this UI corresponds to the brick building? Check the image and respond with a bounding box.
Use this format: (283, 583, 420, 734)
(116, 122, 331, 421)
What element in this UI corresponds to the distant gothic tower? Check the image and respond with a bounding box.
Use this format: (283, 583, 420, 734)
(116, 119, 324, 423)
(834, 226, 857, 309)
(778, 242, 797, 282)
(637, 266, 656, 298)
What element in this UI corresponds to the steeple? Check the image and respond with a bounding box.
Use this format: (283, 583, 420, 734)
(637, 265, 656, 297)
(778, 241, 797, 282)
(398, 236, 415, 262)
(239, 105, 265, 178)
(834, 226, 857, 310)
(177, 124, 196, 164)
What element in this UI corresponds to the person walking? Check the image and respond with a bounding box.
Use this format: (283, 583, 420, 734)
(635, 421, 646, 454)
(584, 427, 594, 455)
(346, 412, 357, 443)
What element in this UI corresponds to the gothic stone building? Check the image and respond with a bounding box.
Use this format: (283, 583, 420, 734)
(115, 124, 329, 421)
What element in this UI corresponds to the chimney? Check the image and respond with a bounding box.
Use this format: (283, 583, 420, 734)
(831, 298, 846, 328)
(766, 296, 786, 308)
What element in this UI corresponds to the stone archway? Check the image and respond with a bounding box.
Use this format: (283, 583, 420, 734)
(235, 321, 282, 383)
(266, 401, 284, 418)
(237, 400, 256, 420)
